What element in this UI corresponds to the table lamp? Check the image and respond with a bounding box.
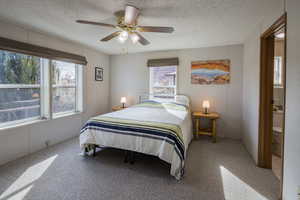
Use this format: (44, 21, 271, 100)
(202, 100, 210, 114)
(120, 97, 127, 108)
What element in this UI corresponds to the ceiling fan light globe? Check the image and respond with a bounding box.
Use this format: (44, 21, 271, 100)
(130, 33, 139, 44)
(120, 31, 128, 39)
(118, 31, 128, 43)
(118, 35, 126, 43)
(118, 37, 126, 43)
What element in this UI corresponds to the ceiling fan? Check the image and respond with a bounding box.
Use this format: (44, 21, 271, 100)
(76, 4, 174, 46)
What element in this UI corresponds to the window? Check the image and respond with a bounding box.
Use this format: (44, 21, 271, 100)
(149, 66, 177, 97)
(274, 56, 283, 86)
(0, 50, 42, 124)
(51, 60, 77, 115)
(0, 49, 83, 127)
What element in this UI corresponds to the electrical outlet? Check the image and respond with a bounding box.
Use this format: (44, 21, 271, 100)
(45, 140, 50, 147)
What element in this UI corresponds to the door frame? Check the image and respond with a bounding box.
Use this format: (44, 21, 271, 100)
(258, 13, 287, 199)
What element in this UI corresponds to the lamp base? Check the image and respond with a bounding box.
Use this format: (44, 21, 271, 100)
(122, 103, 125, 108)
(204, 108, 209, 114)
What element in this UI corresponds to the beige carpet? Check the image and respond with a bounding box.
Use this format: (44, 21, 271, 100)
(0, 138, 279, 200)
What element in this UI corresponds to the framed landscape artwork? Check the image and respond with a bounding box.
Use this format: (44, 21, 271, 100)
(191, 59, 230, 84)
(95, 67, 103, 81)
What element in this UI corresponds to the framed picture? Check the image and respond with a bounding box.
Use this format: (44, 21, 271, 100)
(95, 67, 103, 81)
(191, 59, 230, 84)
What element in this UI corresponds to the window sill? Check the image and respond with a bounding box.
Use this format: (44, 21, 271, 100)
(0, 111, 83, 133)
(52, 111, 82, 119)
(0, 117, 47, 132)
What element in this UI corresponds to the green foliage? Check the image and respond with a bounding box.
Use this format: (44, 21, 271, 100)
(0, 51, 40, 84)
(51, 61, 60, 85)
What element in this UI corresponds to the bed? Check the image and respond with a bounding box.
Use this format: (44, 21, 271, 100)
(79, 95, 193, 180)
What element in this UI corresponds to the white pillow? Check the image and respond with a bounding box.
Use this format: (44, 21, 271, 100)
(175, 95, 190, 107)
(139, 94, 190, 107)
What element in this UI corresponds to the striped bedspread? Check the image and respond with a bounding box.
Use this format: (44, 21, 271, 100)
(80, 100, 193, 179)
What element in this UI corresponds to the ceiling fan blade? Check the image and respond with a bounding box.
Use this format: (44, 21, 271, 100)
(137, 26, 174, 33)
(76, 20, 116, 28)
(124, 5, 139, 25)
(100, 31, 121, 41)
(135, 33, 150, 45)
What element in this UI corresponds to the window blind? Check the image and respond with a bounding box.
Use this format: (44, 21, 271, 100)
(0, 36, 87, 65)
(147, 57, 179, 67)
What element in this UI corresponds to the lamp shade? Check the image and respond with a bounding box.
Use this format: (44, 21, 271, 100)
(202, 100, 210, 108)
(120, 97, 127, 104)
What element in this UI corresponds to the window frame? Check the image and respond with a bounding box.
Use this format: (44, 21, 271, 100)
(149, 65, 178, 98)
(50, 60, 82, 118)
(0, 49, 84, 129)
(0, 84, 41, 121)
(0, 52, 43, 128)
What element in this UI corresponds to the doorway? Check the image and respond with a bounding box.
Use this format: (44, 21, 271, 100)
(258, 13, 286, 199)
(272, 29, 285, 180)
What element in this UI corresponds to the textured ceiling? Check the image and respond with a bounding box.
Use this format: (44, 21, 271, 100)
(0, 0, 266, 55)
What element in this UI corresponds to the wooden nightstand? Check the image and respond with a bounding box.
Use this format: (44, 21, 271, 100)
(112, 105, 127, 112)
(192, 111, 220, 143)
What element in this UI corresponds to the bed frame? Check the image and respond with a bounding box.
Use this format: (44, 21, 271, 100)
(85, 145, 136, 164)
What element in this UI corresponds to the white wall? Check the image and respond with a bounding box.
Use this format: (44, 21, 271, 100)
(0, 20, 110, 166)
(110, 45, 243, 139)
(283, 1, 300, 199)
(242, 0, 285, 163)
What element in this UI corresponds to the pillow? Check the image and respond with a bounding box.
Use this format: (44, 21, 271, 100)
(175, 95, 190, 107)
(139, 94, 190, 107)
